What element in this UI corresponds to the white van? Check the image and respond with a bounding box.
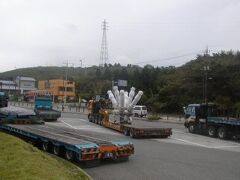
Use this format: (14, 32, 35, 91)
(133, 105, 147, 117)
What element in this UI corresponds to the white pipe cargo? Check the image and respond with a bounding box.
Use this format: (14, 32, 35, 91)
(113, 86, 120, 106)
(124, 91, 129, 108)
(119, 90, 125, 109)
(128, 87, 135, 106)
(107, 90, 117, 108)
(130, 91, 143, 107)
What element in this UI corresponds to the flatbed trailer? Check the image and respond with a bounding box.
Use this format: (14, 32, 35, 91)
(0, 123, 134, 166)
(89, 116, 172, 138)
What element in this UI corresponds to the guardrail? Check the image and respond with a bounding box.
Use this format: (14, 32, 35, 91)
(9, 101, 87, 114)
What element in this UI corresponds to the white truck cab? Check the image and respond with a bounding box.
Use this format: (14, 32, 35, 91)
(133, 105, 147, 117)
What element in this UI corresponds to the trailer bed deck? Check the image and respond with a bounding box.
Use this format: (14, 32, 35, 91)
(6, 124, 113, 146)
(0, 123, 134, 164)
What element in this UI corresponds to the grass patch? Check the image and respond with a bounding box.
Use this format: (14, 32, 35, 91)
(147, 114, 161, 121)
(0, 131, 91, 180)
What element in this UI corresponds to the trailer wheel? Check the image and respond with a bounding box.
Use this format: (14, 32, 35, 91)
(130, 129, 136, 138)
(217, 127, 227, 139)
(123, 128, 129, 136)
(188, 124, 196, 133)
(53, 145, 60, 156)
(65, 150, 74, 161)
(42, 142, 49, 151)
(208, 126, 216, 137)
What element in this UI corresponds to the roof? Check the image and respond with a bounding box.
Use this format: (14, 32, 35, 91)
(0, 80, 16, 85)
(16, 76, 36, 81)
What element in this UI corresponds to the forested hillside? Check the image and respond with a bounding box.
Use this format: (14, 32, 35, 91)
(1, 51, 240, 114)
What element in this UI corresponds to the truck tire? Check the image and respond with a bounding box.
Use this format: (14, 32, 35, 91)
(53, 146, 60, 156)
(65, 150, 74, 161)
(188, 124, 196, 133)
(130, 129, 136, 138)
(208, 126, 216, 137)
(217, 127, 227, 139)
(123, 128, 129, 136)
(42, 142, 50, 152)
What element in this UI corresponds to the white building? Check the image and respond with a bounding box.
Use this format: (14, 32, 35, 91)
(15, 76, 37, 94)
(0, 80, 18, 94)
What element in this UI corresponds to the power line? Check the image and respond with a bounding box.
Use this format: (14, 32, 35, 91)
(134, 50, 204, 65)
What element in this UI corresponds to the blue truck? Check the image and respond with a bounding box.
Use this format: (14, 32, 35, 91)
(34, 96, 61, 121)
(184, 103, 240, 139)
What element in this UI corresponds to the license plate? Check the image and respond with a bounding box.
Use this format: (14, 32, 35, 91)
(104, 152, 113, 158)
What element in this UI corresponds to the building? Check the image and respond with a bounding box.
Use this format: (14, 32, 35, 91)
(38, 79, 76, 102)
(15, 76, 37, 94)
(0, 80, 18, 94)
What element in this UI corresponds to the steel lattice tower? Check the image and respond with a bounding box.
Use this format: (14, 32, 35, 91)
(99, 20, 109, 67)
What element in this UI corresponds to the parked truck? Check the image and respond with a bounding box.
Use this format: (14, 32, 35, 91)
(88, 86, 172, 138)
(184, 103, 240, 139)
(34, 96, 61, 121)
(0, 92, 8, 108)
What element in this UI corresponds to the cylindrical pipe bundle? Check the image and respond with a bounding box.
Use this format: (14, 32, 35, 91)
(129, 91, 143, 107)
(128, 87, 135, 106)
(113, 86, 120, 106)
(119, 90, 125, 109)
(107, 90, 117, 108)
(124, 91, 129, 108)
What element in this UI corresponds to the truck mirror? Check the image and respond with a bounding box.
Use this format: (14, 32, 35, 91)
(183, 107, 186, 114)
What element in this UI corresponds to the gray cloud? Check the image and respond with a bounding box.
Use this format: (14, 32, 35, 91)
(0, 0, 240, 72)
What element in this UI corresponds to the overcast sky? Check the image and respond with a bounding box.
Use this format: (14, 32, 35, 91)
(0, 0, 240, 72)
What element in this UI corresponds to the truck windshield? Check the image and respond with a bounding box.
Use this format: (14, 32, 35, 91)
(142, 107, 147, 110)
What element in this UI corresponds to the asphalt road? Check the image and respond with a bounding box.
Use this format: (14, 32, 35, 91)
(49, 113, 240, 180)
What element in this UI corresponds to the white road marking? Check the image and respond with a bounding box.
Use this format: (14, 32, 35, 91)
(212, 145, 240, 149)
(171, 137, 210, 148)
(60, 120, 77, 129)
(155, 136, 240, 152)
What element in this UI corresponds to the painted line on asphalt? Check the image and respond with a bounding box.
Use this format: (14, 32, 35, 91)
(170, 137, 210, 148)
(213, 145, 240, 149)
(60, 120, 77, 129)
(161, 137, 240, 150)
(60, 117, 87, 122)
(60, 120, 111, 131)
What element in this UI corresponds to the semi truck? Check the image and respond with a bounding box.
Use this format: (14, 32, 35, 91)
(184, 103, 240, 139)
(34, 96, 61, 121)
(88, 86, 172, 138)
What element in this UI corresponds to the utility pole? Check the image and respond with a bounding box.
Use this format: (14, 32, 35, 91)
(63, 60, 69, 105)
(203, 66, 210, 104)
(99, 19, 109, 67)
(79, 59, 83, 68)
